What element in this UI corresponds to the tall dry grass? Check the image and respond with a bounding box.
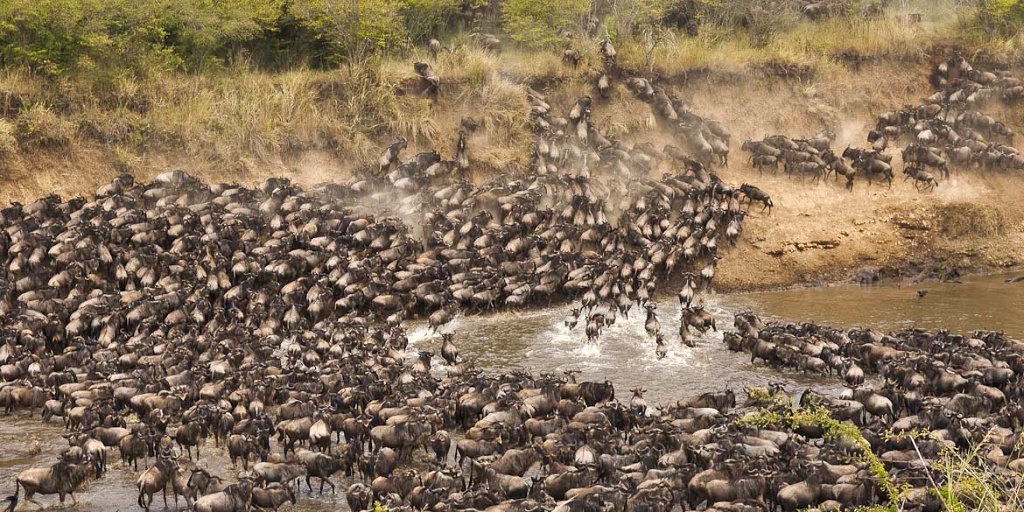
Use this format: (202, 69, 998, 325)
(909, 433, 1024, 512)
(0, 0, 1008, 192)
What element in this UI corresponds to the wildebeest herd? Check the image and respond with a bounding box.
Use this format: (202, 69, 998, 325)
(725, 314, 1024, 510)
(866, 53, 1024, 190)
(741, 54, 1024, 192)
(1, 41, 1022, 512)
(0, 36, 768, 510)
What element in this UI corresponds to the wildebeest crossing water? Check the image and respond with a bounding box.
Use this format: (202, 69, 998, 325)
(1, 161, 1023, 510)
(4, 49, 1024, 511)
(0, 297, 833, 512)
(4, 277, 1024, 510)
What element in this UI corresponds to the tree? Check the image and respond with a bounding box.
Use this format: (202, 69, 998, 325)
(978, 0, 1024, 35)
(289, 0, 409, 64)
(400, 0, 465, 43)
(502, 0, 594, 47)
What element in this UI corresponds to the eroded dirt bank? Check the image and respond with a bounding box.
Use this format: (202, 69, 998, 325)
(6, 59, 1024, 291)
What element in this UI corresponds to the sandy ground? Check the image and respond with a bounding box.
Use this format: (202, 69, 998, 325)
(4, 60, 1023, 291)
(713, 168, 1024, 291)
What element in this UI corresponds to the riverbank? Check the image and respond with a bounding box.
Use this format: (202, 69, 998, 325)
(714, 170, 1024, 292)
(4, 5, 1024, 294)
(8, 60, 1024, 295)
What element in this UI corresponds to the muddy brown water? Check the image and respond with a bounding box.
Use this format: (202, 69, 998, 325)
(727, 272, 1024, 341)
(2, 273, 1022, 510)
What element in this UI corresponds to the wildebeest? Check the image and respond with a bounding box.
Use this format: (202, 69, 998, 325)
(599, 39, 616, 66)
(15, 459, 92, 508)
(227, 434, 265, 470)
(562, 49, 581, 68)
(301, 452, 348, 494)
(137, 455, 178, 512)
(415, 62, 441, 98)
(253, 462, 306, 487)
(251, 484, 296, 511)
(903, 164, 939, 191)
(346, 483, 373, 512)
(738, 184, 773, 213)
(193, 480, 253, 512)
(378, 137, 408, 175)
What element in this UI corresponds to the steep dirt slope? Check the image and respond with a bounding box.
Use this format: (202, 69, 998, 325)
(677, 62, 1024, 289)
(5, 58, 1024, 290)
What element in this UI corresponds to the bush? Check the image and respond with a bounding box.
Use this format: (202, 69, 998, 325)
(287, 0, 411, 65)
(401, 0, 466, 43)
(606, 0, 678, 39)
(15, 103, 74, 147)
(502, 0, 594, 47)
(0, 0, 287, 75)
(977, 0, 1024, 35)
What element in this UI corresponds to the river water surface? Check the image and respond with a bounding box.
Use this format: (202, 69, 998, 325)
(2, 273, 1022, 511)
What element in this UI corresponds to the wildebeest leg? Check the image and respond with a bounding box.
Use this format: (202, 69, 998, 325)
(306, 475, 313, 492)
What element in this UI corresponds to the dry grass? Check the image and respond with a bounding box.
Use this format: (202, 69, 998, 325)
(0, 1, 1009, 200)
(0, 119, 17, 158)
(622, 2, 974, 81)
(771, 15, 924, 58)
(935, 202, 1006, 238)
(501, 48, 574, 83)
(910, 434, 1024, 512)
(15, 103, 74, 148)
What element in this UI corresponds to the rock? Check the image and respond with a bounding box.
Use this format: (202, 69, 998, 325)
(794, 239, 840, 251)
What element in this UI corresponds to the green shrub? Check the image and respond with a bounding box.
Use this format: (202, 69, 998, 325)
(401, 0, 466, 42)
(502, 0, 593, 47)
(737, 394, 909, 508)
(0, 0, 287, 75)
(977, 0, 1024, 34)
(288, 0, 410, 65)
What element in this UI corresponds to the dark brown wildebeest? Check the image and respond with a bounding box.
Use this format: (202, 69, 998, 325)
(415, 62, 441, 98)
